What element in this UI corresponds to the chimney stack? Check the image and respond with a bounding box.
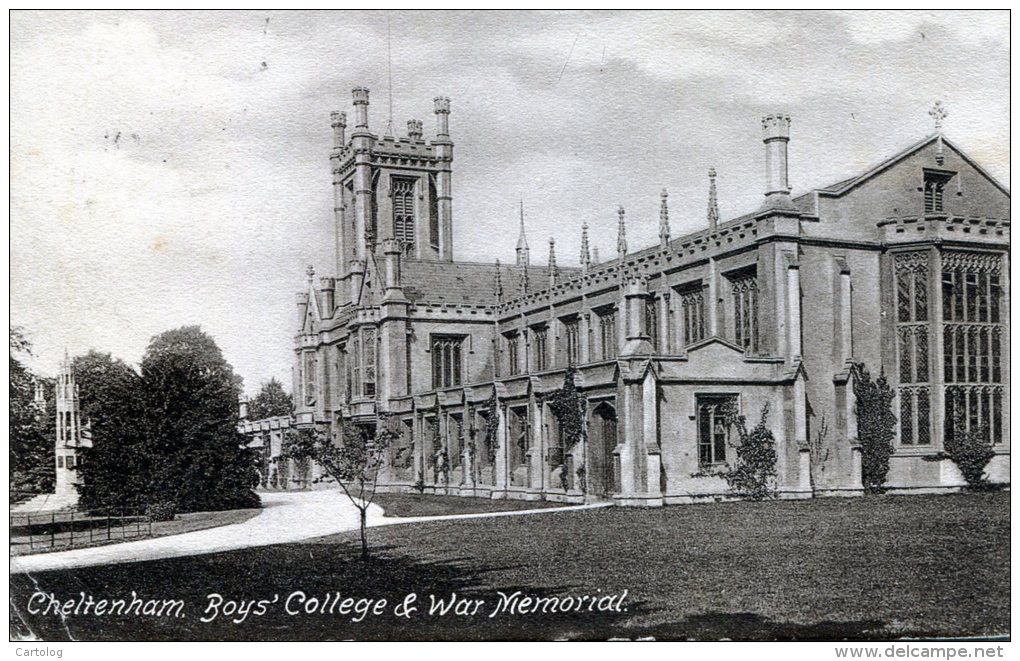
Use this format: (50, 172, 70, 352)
(319, 277, 335, 318)
(761, 113, 792, 207)
(352, 87, 370, 130)
(407, 119, 423, 141)
(434, 96, 451, 139)
(330, 111, 347, 149)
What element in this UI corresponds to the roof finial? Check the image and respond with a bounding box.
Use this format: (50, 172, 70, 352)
(579, 222, 591, 271)
(707, 167, 719, 230)
(616, 206, 627, 260)
(515, 200, 530, 266)
(929, 100, 948, 165)
(384, 15, 395, 137)
(659, 189, 670, 249)
(548, 237, 558, 287)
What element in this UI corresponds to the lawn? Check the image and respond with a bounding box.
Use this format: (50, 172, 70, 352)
(372, 492, 569, 518)
(9, 492, 1008, 641)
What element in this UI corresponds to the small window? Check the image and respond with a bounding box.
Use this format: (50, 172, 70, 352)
(645, 298, 659, 352)
(392, 177, 417, 255)
(57, 456, 64, 469)
(729, 270, 759, 353)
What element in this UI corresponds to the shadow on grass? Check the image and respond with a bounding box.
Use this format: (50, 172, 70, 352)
(10, 537, 899, 641)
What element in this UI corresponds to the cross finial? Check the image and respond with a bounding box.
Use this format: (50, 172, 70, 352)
(929, 100, 947, 134)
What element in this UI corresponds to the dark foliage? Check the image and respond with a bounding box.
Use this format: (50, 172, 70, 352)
(721, 402, 777, 500)
(942, 391, 995, 488)
(74, 351, 147, 511)
(139, 326, 261, 515)
(247, 378, 293, 420)
(9, 327, 55, 498)
(850, 363, 896, 492)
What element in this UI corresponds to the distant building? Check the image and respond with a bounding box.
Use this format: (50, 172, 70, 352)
(252, 91, 1009, 505)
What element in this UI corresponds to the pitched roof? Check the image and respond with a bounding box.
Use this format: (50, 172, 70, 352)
(815, 133, 1010, 197)
(402, 260, 578, 307)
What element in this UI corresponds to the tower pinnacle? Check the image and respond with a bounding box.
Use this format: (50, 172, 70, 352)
(616, 206, 627, 260)
(580, 222, 591, 271)
(707, 167, 719, 230)
(515, 201, 530, 267)
(659, 189, 670, 248)
(548, 237, 558, 287)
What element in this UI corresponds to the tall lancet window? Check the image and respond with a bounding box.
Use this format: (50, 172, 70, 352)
(729, 269, 759, 353)
(392, 177, 416, 255)
(894, 251, 931, 445)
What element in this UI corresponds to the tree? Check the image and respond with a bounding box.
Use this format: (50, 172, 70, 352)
(721, 402, 777, 501)
(851, 362, 896, 492)
(140, 326, 260, 518)
(280, 418, 395, 559)
(74, 351, 147, 511)
(247, 378, 293, 420)
(941, 390, 995, 489)
(10, 326, 54, 499)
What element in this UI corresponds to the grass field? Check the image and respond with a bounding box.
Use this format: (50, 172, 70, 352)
(9, 492, 1008, 641)
(372, 492, 569, 517)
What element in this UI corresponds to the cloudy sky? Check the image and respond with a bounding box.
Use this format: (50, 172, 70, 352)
(10, 10, 1009, 393)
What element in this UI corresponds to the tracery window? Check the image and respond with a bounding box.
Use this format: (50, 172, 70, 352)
(697, 395, 735, 467)
(729, 270, 759, 353)
(895, 251, 931, 445)
(505, 332, 520, 376)
(645, 298, 659, 352)
(303, 351, 317, 407)
(429, 178, 439, 248)
(679, 284, 706, 347)
(532, 325, 549, 371)
(431, 335, 464, 389)
(561, 316, 581, 366)
(361, 327, 376, 398)
(597, 307, 618, 360)
(392, 177, 416, 255)
(941, 251, 1004, 445)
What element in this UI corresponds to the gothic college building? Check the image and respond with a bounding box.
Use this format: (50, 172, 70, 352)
(240, 90, 1010, 504)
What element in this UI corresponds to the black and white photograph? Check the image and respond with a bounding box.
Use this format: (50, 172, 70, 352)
(8, 9, 1010, 652)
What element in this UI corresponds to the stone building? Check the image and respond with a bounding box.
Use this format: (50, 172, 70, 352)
(265, 90, 1009, 504)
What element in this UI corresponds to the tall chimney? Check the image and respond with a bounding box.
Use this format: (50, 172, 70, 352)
(319, 277, 335, 318)
(330, 111, 347, 149)
(352, 87, 370, 130)
(434, 96, 451, 138)
(761, 113, 792, 207)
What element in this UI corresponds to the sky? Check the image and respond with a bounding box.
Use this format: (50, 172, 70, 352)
(10, 10, 1009, 394)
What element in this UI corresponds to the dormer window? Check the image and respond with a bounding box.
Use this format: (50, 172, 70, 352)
(923, 169, 954, 214)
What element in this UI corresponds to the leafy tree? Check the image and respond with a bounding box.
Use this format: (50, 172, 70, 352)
(942, 390, 996, 488)
(721, 401, 777, 501)
(280, 418, 395, 559)
(10, 326, 54, 499)
(548, 367, 584, 490)
(851, 363, 896, 492)
(140, 326, 260, 518)
(74, 351, 147, 511)
(247, 378, 293, 420)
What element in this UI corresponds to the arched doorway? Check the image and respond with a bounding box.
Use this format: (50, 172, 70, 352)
(588, 402, 618, 499)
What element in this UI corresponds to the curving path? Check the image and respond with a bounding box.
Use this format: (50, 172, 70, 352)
(10, 490, 608, 574)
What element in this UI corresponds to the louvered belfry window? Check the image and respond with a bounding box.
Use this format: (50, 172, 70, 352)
(895, 252, 931, 445)
(941, 251, 1004, 446)
(392, 177, 416, 255)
